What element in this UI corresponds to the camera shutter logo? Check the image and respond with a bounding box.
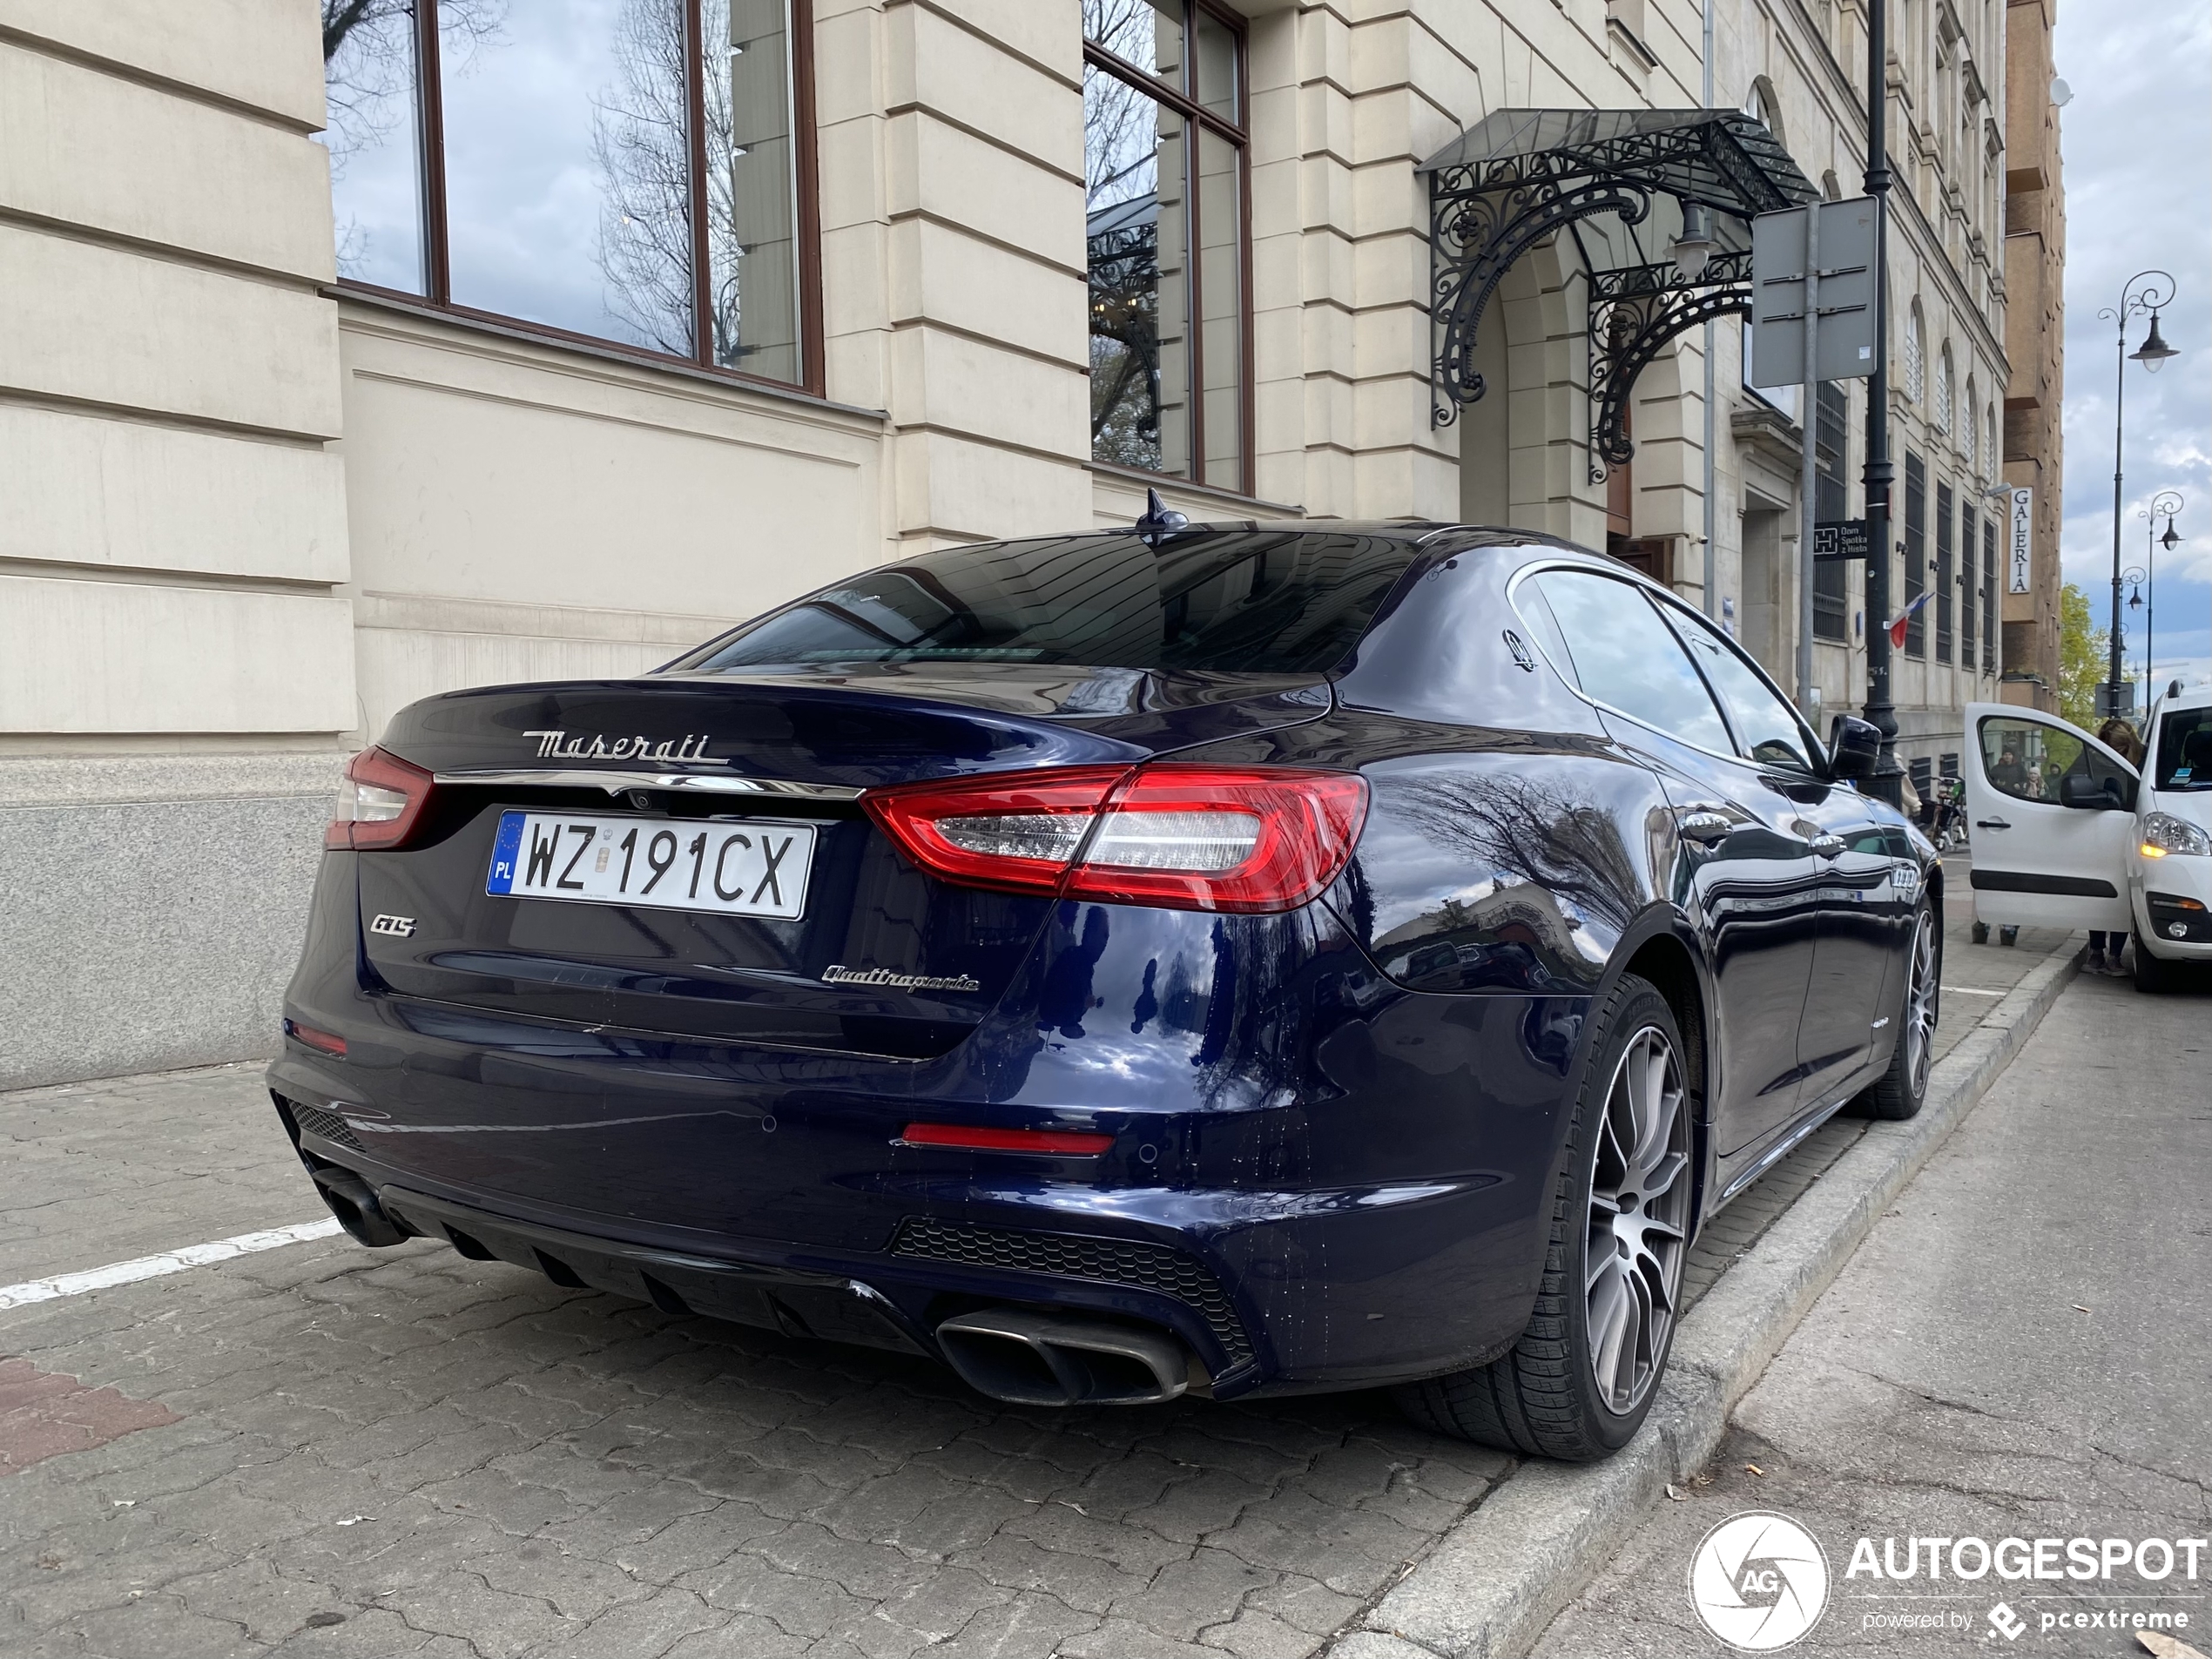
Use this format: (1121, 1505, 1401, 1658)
(1688, 1512, 1831, 1650)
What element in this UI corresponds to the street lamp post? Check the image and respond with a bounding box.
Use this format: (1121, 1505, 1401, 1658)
(2101, 271, 2179, 717)
(1859, 0, 1902, 806)
(2139, 492, 2182, 699)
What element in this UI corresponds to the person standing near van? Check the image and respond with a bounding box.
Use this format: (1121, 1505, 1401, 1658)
(2087, 717, 2148, 974)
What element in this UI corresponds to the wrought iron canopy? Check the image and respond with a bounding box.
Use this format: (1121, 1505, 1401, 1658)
(1420, 109, 1818, 471)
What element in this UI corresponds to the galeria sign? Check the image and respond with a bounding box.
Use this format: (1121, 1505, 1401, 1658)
(2009, 488, 2033, 593)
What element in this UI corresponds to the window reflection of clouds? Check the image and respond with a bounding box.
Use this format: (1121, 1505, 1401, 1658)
(443, 0, 682, 351)
(321, 0, 449, 292)
(320, 0, 804, 382)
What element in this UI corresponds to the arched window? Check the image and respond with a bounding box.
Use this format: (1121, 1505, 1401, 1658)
(1934, 344, 1953, 435)
(1743, 78, 1787, 148)
(1961, 375, 1977, 468)
(1905, 305, 1925, 403)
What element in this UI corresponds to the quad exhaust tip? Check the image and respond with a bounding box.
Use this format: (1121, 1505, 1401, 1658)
(936, 1308, 1192, 1406)
(309, 1166, 411, 1249)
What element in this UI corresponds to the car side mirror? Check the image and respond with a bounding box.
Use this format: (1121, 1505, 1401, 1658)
(1828, 715, 1880, 781)
(2060, 772, 2130, 812)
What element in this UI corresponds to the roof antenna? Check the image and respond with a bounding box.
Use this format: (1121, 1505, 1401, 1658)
(1134, 486, 1188, 548)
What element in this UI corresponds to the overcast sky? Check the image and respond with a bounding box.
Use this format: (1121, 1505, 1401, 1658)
(2053, 0, 2212, 694)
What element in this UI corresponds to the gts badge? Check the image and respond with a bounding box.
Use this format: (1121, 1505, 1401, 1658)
(369, 914, 418, 938)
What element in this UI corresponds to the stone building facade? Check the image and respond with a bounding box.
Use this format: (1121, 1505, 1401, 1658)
(1998, 0, 2066, 710)
(1, 0, 2047, 1088)
(1703, 0, 2020, 798)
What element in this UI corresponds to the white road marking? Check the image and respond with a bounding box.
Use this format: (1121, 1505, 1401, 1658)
(1941, 985, 2006, 997)
(0, 1219, 346, 1311)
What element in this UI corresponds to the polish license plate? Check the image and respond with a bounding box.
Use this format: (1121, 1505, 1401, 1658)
(485, 812, 815, 921)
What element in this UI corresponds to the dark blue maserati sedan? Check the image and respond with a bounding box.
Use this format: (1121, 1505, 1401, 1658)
(270, 509, 1939, 1460)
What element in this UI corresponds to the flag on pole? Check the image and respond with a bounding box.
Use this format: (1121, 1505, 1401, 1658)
(1886, 590, 1932, 650)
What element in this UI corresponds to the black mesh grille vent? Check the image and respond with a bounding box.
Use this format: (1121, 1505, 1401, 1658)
(892, 1217, 1252, 1366)
(293, 1103, 363, 1151)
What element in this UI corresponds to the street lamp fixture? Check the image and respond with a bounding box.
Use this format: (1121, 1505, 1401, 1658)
(2118, 563, 2148, 705)
(1669, 204, 1716, 286)
(2140, 490, 2182, 701)
(2132, 312, 2177, 372)
(2101, 271, 2181, 716)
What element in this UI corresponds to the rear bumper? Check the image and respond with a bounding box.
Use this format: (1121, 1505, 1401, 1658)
(376, 1184, 941, 1360)
(268, 978, 1580, 1395)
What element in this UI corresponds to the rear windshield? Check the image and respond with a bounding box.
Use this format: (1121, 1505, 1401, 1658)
(670, 530, 1424, 676)
(2154, 705, 2212, 790)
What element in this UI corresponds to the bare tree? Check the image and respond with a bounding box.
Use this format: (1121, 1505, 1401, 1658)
(590, 0, 698, 355)
(320, 0, 504, 170)
(1396, 772, 1643, 933)
(1084, 5, 1171, 466)
(590, 0, 785, 363)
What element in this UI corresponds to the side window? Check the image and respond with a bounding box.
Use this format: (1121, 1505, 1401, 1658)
(1657, 605, 1821, 773)
(1978, 716, 2133, 805)
(1533, 570, 1731, 753)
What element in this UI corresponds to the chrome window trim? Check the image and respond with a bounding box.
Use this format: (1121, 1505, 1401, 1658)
(431, 769, 866, 801)
(1504, 560, 1825, 781)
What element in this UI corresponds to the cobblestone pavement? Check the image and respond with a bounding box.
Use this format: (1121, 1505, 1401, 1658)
(0, 889, 2073, 1659)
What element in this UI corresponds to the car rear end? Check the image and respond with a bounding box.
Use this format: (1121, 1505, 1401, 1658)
(270, 525, 1565, 1402)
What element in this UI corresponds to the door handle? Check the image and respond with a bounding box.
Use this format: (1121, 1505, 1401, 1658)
(1676, 809, 1732, 843)
(1974, 818, 2010, 831)
(1810, 834, 1844, 859)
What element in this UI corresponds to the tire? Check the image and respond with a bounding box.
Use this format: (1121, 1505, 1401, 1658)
(2133, 930, 2175, 994)
(1851, 900, 1939, 1120)
(1395, 974, 1693, 1460)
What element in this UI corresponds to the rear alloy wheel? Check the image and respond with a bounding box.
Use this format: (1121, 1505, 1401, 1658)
(1851, 901, 1937, 1120)
(1396, 976, 1692, 1460)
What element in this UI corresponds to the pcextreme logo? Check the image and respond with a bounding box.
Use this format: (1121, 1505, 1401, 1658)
(1689, 1511, 1832, 1651)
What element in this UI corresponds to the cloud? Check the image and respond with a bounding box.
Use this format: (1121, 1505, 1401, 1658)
(2053, 0, 2212, 639)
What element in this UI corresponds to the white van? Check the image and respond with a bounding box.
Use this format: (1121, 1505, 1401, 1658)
(1961, 691, 2212, 991)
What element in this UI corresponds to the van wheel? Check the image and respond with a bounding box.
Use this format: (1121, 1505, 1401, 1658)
(2132, 931, 2175, 994)
(1851, 901, 1937, 1121)
(1395, 975, 1691, 1461)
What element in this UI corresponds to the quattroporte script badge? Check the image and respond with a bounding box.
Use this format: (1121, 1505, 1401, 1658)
(821, 965, 983, 994)
(1689, 1512, 1831, 1651)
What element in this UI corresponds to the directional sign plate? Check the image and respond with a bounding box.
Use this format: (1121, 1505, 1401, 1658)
(1812, 519, 1870, 562)
(1750, 198, 1878, 388)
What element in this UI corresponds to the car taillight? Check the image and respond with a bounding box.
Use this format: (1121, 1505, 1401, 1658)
(898, 1123, 1115, 1156)
(326, 746, 435, 851)
(862, 763, 1368, 914)
(284, 1018, 347, 1057)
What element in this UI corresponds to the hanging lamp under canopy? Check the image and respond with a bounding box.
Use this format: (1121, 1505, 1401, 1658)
(1418, 108, 1819, 476)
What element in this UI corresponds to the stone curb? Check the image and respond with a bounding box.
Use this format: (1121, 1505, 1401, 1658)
(1332, 941, 2084, 1659)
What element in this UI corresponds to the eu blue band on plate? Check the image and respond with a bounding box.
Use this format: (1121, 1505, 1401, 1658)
(486, 811, 525, 895)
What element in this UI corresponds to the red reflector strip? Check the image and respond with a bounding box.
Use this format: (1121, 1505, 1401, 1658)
(899, 1123, 1113, 1156)
(285, 1019, 347, 1057)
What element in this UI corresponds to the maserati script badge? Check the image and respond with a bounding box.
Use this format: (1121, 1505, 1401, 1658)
(524, 728, 716, 762)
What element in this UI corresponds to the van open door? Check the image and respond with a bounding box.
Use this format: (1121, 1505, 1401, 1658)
(1961, 703, 2135, 932)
